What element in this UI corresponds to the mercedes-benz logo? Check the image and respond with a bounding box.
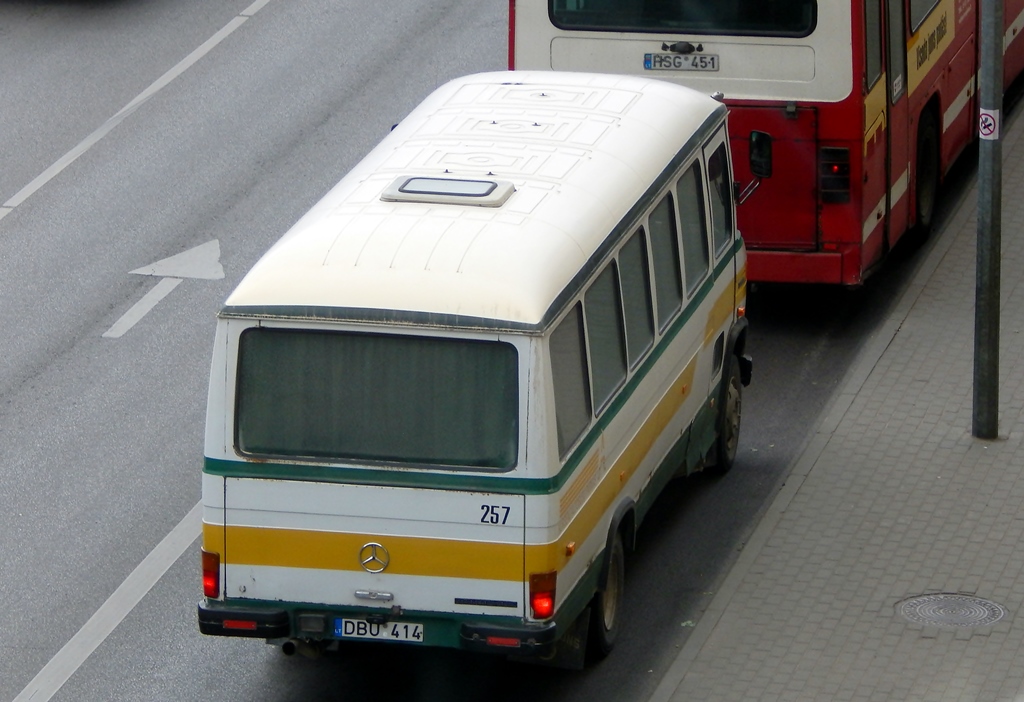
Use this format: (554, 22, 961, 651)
(358, 542, 390, 573)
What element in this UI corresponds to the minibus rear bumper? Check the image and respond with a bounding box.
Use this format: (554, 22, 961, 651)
(460, 620, 558, 656)
(199, 600, 558, 655)
(198, 601, 291, 639)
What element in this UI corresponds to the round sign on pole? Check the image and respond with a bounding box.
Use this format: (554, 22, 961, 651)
(979, 108, 1000, 140)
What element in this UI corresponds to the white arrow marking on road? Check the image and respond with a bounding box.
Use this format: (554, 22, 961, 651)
(102, 240, 224, 338)
(127, 239, 225, 280)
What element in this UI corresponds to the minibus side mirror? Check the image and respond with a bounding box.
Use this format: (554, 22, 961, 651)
(737, 130, 774, 205)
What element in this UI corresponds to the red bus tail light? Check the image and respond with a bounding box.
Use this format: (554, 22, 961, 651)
(529, 571, 556, 619)
(819, 147, 851, 204)
(508, 0, 516, 69)
(202, 549, 220, 598)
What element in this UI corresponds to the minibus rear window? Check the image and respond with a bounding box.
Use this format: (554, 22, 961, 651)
(235, 328, 519, 470)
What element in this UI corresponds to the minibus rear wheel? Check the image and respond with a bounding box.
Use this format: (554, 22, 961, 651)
(588, 531, 624, 660)
(708, 356, 743, 475)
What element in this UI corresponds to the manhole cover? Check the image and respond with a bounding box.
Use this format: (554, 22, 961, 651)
(897, 594, 1007, 627)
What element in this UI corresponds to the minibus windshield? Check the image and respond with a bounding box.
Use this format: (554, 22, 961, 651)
(550, 0, 816, 37)
(235, 328, 519, 469)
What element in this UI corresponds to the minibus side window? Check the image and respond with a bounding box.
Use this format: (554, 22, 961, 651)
(584, 262, 627, 413)
(550, 303, 593, 457)
(678, 162, 710, 293)
(618, 227, 655, 367)
(708, 142, 734, 256)
(648, 193, 683, 331)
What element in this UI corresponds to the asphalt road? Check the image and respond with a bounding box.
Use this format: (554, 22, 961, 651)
(0, 2, 978, 701)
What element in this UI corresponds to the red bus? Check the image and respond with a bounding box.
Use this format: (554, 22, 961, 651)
(510, 0, 1024, 285)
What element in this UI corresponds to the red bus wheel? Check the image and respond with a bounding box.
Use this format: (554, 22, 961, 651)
(915, 109, 940, 236)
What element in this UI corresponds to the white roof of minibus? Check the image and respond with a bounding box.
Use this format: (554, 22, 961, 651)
(225, 71, 723, 328)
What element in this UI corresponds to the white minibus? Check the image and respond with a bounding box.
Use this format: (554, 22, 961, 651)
(198, 70, 751, 667)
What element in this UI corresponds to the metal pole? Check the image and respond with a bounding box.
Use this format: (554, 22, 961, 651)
(973, 0, 1002, 438)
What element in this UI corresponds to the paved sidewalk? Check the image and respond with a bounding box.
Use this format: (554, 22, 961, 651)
(651, 113, 1024, 700)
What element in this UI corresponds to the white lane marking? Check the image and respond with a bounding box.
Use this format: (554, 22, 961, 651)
(102, 277, 182, 338)
(0, 207, 11, 222)
(14, 502, 202, 702)
(2, 1, 270, 214)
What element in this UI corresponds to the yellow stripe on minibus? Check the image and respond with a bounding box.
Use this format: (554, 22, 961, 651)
(206, 522, 523, 581)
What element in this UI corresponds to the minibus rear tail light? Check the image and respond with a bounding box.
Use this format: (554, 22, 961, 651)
(486, 635, 521, 648)
(202, 549, 220, 598)
(223, 619, 258, 631)
(819, 147, 851, 203)
(529, 571, 557, 619)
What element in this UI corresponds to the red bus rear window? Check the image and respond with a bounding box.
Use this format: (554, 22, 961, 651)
(550, 0, 817, 38)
